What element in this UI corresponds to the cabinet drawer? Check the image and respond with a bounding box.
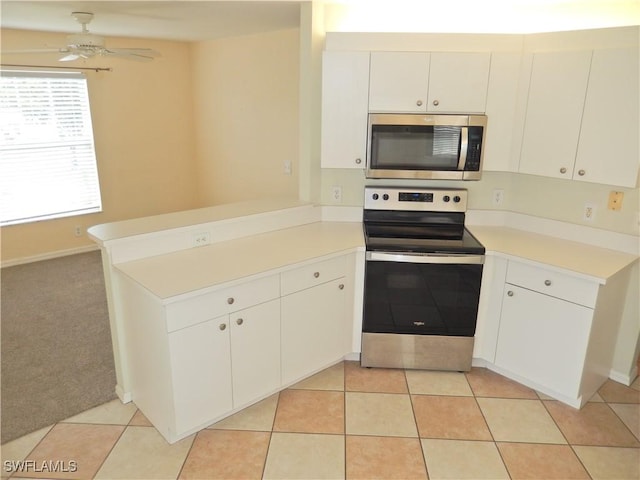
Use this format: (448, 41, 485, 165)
(166, 275, 280, 332)
(506, 261, 598, 308)
(281, 256, 346, 296)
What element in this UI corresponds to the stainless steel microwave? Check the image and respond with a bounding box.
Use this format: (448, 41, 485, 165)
(366, 114, 487, 180)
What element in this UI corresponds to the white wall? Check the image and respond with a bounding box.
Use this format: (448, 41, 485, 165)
(191, 28, 300, 206)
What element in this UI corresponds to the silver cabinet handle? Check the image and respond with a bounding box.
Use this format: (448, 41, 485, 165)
(560, 167, 567, 174)
(219, 323, 227, 331)
(578, 169, 586, 176)
(433, 99, 439, 106)
(507, 290, 514, 297)
(314, 272, 320, 278)
(416, 100, 423, 106)
(227, 297, 235, 305)
(339, 284, 345, 290)
(355, 158, 362, 164)
(236, 318, 243, 326)
(544, 280, 552, 286)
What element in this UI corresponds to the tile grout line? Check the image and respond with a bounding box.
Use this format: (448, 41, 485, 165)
(404, 369, 431, 479)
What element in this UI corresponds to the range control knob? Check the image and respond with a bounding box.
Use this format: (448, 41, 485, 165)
(453, 195, 461, 203)
(383, 194, 389, 200)
(443, 195, 451, 203)
(372, 193, 379, 200)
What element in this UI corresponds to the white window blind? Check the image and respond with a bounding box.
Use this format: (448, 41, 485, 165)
(0, 70, 102, 226)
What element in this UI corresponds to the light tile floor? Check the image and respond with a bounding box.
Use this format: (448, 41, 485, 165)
(2, 362, 639, 480)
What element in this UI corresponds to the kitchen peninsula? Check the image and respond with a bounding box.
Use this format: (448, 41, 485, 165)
(90, 200, 638, 444)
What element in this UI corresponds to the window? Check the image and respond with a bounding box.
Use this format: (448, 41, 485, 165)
(0, 70, 102, 226)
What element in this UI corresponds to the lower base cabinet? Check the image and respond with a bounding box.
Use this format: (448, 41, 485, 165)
(494, 284, 592, 398)
(120, 253, 356, 444)
(281, 278, 347, 385)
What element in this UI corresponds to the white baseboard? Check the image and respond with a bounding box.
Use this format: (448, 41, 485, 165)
(115, 384, 132, 404)
(609, 366, 639, 387)
(1, 244, 100, 268)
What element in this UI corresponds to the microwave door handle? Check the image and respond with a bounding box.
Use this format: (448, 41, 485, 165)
(457, 127, 469, 170)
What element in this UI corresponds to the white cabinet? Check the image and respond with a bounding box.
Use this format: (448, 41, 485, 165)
(169, 314, 232, 435)
(495, 284, 593, 398)
(229, 299, 280, 408)
(492, 260, 629, 407)
(517, 46, 639, 187)
(368, 51, 490, 113)
(575, 47, 639, 187)
(320, 51, 370, 169)
(482, 52, 522, 172)
(518, 50, 592, 180)
(168, 295, 280, 437)
(281, 257, 350, 385)
(118, 252, 357, 444)
(427, 52, 491, 113)
(369, 52, 430, 113)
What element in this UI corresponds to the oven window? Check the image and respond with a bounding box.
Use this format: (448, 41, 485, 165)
(362, 261, 482, 336)
(370, 125, 461, 170)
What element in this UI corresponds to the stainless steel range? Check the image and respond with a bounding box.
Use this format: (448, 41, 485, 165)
(361, 186, 485, 372)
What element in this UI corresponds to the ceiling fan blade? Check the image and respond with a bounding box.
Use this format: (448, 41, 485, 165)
(1, 48, 67, 54)
(104, 49, 160, 62)
(107, 48, 161, 58)
(59, 53, 81, 62)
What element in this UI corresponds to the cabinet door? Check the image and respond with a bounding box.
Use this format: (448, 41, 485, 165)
(321, 51, 370, 169)
(575, 47, 639, 187)
(281, 278, 348, 385)
(229, 299, 281, 408)
(369, 52, 430, 112)
(483, 52, 522, 171)
(495, 285, 592, 397)
(427, 52, 491, 113)
(518, 51, 592, 179)
(169, 316, 232, 434)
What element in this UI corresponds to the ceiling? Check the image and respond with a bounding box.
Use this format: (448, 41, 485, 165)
(0, 1, 304, 42)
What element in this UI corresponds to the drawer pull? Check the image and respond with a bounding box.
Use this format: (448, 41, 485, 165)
(507, 290, 514, 297)
(544, 280, 552, 286)
(227, 297, 235, 305)
(236, 318, 244, 326)
(314, 272, 320, 278)
(219, 323, 227, 331)
(339, 284, 345, 290)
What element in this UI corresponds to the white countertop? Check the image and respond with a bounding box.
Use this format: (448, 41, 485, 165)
(469, 225, 638, 283)
(115, 221, 365, 300)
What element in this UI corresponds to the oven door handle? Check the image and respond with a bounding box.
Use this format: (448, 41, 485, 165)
(366, 251, 484, 265)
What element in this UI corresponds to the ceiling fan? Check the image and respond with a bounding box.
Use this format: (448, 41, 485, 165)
(6, 11, 161, 62)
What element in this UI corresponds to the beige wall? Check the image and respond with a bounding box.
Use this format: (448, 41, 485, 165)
(191, 28, 300, 205)
(1, 29, 199, 263)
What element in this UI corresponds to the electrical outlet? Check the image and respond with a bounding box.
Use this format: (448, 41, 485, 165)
(192, 231, 211, 247)
(283, 160, 292, 175)
(492, 189, 504, 207)
(608, 191, 624, 211)
(331, 185, 342, 203)
(583, 202, 595, 222)
(74, 225, 82, 237)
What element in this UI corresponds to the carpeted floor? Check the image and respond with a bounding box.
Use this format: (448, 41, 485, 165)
(1, 250, 117, 444)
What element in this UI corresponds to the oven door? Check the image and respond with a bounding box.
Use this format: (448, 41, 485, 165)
(362, 251, 484, 337)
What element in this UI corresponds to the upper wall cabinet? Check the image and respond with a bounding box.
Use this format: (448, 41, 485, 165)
(368, 51, 490, 113)
(574, 47, 639, 188)
(321, 51, 370, 169)
(368, 52, 430, 112)
(518, 50, 592, 180)
(427, 53, 491, 113)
